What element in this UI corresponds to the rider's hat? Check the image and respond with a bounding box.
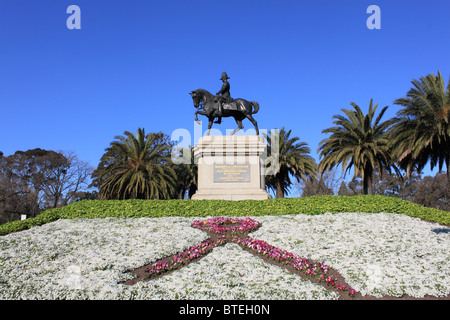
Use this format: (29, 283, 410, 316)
(220, 72, 230, 80)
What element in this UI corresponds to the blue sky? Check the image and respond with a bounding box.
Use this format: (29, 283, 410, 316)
(1, 0, 449, 189)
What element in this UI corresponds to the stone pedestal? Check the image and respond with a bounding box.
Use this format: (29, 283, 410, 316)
(191, 135, 270, 200)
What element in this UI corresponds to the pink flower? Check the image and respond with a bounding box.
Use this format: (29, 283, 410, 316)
(326, 276, 335, 286)
(336, 283, 346, 291)
(145, 216, 359, 298)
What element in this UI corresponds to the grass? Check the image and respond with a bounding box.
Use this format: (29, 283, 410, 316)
(1, 195, 449, 236)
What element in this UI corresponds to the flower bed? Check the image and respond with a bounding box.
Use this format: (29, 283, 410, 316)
(0, 213, 449, 299)
(137, 217, 358, 298)
(192, 217, 261, 235)
(234, 236, 357, 297)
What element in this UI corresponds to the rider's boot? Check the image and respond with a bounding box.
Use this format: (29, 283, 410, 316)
(214, 102, 223, 124)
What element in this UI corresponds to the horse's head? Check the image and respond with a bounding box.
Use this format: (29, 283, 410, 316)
(189, 90, 201, 109)
(189, 89, 214, 109)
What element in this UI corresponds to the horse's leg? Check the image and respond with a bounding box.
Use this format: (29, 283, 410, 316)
(196, 110, 209, 124)
(246, 114, 259, 135)
(231, 118, 243, 135)
(195, 110, 199, 123)
(206, 117, 214, 136)
(195, 110, 205, 123)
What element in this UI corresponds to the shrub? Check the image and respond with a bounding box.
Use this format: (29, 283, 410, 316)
(1, 195, 448, 236)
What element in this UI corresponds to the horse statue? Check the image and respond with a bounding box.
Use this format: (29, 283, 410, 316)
(189, 89, 260, 135)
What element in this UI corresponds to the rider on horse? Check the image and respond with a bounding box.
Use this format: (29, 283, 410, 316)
(214, 72, 232, 124)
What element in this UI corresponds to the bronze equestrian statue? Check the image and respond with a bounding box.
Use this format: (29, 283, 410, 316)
(214, 72, 232, 124)
(190, 72, 260, 135)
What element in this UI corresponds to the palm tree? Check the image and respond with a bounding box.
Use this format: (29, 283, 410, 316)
(264, 127, 316, 198)
(173, 146, 198, 199)
(390, 71, 450, 181)
(98, 128, 176, 200)
(318, 99, 399, 195)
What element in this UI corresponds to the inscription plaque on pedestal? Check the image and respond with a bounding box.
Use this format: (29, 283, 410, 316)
(191, 135, 271, 200)
(213, 164, 250, 182)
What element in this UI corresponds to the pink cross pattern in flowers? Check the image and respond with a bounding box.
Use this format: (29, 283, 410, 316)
(129, 217, 358, 298)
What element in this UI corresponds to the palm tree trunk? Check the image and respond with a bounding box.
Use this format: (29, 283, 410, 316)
(188, 184, 197, 199)
(446, 157, 449, 184)
(363, 166, 374, 195)
(446, 147, 450, 183)
(276, 175, 284, 198)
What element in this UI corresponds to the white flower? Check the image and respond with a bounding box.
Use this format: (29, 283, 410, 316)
(365, 264, 384, 291)
(0, 213, 448, 299)
(61, 265, 83, 290)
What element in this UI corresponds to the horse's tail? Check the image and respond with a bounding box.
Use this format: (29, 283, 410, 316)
(250, 101, 259, 114)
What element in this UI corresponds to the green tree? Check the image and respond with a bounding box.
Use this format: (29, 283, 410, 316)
(264, 127, 316, 198)
(412, 172, 449, 211)
(296, 167, 344, 197)
(0, 149, 92, 223)
(318, 99, 399, 194)
(172, 146, 198, 199)
(390, 71, 450, 181)
(369, 168, 420, 201)
(300, 176, 334, 197)
(97, 128, 176, 200)
(337, 181, 349, 196)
